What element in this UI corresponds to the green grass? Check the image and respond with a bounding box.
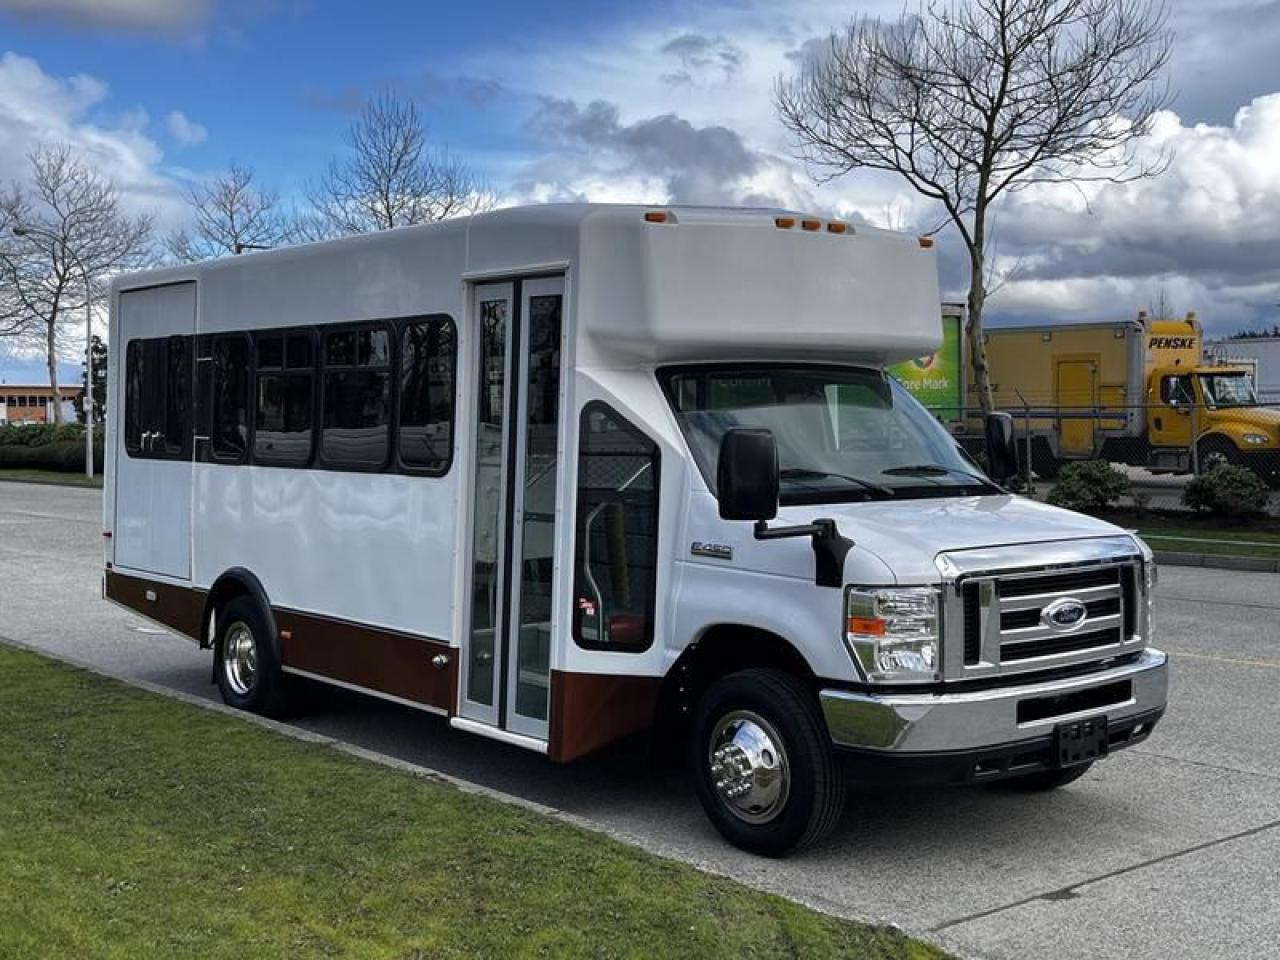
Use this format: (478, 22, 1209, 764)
(1136, 526, 1280, 560)
(0, 467, 103, 487)
(0, 646, 947, 960)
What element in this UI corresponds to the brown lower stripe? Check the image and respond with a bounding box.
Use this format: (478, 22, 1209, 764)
(275, 608, 457, 715)
(104, 569, 206, 640)
(548, 670, 661, 763)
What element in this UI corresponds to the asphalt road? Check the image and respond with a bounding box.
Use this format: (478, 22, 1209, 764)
(2, 481, 1278, 959)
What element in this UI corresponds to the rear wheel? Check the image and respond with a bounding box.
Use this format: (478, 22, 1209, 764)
(690, 669, 844, 856)
(214, 595, 292, 718)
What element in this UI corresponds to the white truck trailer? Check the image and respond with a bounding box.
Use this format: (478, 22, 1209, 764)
(104, 204, 1167, 855)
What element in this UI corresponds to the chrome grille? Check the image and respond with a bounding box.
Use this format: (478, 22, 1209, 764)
(938, 537, 1148, 682)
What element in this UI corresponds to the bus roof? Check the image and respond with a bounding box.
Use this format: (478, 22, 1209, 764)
(114, 203, 943, 368)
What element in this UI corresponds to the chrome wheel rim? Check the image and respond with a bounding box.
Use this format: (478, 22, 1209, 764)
(222, 621, 258, 697)
(708, 710, 790, 824)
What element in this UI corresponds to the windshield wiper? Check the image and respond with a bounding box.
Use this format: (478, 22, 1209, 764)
(781, 467, 895, 497)
(881, 463, 1000, 490)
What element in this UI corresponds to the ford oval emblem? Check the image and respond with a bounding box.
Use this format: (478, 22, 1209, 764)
(1043, 597, 1088, 631)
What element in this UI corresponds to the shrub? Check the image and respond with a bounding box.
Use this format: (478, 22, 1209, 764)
(1183, 464, 1270, 517)
(1047, 459, 1131, 512)
(0, 422, 85, 447)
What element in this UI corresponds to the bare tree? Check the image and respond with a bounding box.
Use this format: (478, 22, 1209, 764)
(166, 163, 299, 262)
(0, 146, 153, 423)
(0, 191, 26, 337)
(777, 0, 1172, 413)
(308, 92, 494, 237)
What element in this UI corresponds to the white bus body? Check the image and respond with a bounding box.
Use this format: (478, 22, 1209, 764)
(105, 204, 1167, 854)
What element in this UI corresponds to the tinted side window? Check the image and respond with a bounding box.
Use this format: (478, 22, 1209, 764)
(211, 336, 250, 461)
(124, 336, 190, 459)
(321, 325, 391, 468)
(572, 403, 661, 652)
(254, 331, 315, 466)
(398, 316, 456, 473)
(163, 336, 191, 456)
(125, 340, 145, 454)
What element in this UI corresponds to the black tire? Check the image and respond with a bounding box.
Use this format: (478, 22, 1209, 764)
(1196, 434, 1239, 471)
(214, 595, 292, 718)
(690, 669, 844, 857)
(1003, 761, 1093, 792)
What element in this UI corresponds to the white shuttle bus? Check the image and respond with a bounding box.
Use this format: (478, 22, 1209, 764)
(105, 204, 1168, 855)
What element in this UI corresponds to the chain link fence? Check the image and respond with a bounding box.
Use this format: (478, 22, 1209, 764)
(938, 400, 1280, 497)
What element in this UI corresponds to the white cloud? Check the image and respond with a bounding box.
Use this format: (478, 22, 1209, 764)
(164, 109, 207, 146)
(0, 52, 186, 229)
(451, 0, 1280, 334)
(0, 0, 208, 32)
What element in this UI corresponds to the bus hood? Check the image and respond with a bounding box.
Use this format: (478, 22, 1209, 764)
(783, 494, 1135, 585)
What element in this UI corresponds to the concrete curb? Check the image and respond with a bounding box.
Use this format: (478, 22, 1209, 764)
(1154, 550, 1280, 573)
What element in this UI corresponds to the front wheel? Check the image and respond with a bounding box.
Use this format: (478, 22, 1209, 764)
(690, 669, 845, 856)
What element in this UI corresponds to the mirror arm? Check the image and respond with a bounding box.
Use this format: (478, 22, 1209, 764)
(754, 518, 854, 589)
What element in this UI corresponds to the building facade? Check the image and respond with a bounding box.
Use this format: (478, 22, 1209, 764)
(0, 386, 84, 425)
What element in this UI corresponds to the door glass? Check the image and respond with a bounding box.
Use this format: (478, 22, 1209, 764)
(513, 293, 562, 722)
(468, 296, 508, 707)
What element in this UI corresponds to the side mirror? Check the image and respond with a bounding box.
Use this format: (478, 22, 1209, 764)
(984, 412, 1020, 482)
(717, 427, 779, 521)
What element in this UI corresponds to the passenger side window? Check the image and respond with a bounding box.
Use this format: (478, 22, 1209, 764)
(321, 324, 391, 468)
(211, 335, 251, 461)
(573, 403, 661, 652)
(124, 335, 192, 459)
(254, 331, 315, 466)
(398, 316, 456, 473)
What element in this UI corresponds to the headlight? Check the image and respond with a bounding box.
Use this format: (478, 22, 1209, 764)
(1243, 433, 1269, 445)
(846, 587, 940, 683)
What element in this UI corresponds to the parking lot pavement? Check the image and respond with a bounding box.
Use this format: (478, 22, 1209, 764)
(2, 481, 1278, 959)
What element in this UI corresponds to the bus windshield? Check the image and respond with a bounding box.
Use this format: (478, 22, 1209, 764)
(1199, 373, 1257, 408)
(661, 365, 999, 503)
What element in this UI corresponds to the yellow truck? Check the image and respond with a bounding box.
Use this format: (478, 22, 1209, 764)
(892, 310, 1280, 482)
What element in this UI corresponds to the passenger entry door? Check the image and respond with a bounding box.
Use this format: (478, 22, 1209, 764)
(113, 283, 196, 580)
(461, 278, 565, 739)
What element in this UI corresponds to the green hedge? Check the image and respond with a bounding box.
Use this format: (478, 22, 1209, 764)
(0, 425, 103, 472)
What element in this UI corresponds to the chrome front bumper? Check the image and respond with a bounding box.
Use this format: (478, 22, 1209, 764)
(820, 648, 1167, 754)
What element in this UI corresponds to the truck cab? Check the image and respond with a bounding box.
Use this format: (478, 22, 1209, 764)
(1149, 362, 1280, 476)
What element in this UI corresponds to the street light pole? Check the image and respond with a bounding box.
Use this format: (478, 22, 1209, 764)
(11, 224, 96, 479)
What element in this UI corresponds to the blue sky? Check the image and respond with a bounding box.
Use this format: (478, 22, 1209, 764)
(4, 0, 1280, 385)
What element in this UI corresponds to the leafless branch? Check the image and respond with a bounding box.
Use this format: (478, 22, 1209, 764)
(776, 0, 1173, 412)
(307, 91, 495, 237)
(0, 144, 154, 423)
(165, 163, 301, 262)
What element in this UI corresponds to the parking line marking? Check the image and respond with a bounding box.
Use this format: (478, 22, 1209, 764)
(1164, 650, 1280, 669)
(1156, 594, 1280, 613)
(932, 816, 1280, 933)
